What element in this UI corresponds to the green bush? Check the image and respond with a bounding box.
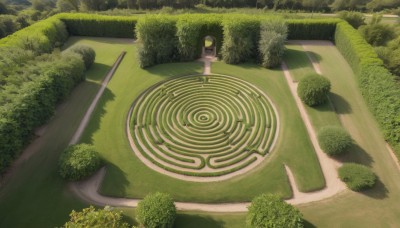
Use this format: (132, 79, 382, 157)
(297, 74, 331, 106)
(247, 194, 303, 228)
(136, 16, 178, 68)
(359, 23, 396, 46)
(136, 192, 176, 228)
(65, 44, 96, 69)
(58, 13, 137, 38)
(59, 144, 102, 181)
(318, 126, 353, 156)
(64, 206, 129, 228)
(258, 19, 287, 68)
(338, 11, 365, 29)
(339, 163, 377, 191)
(221, 15, 259, 64)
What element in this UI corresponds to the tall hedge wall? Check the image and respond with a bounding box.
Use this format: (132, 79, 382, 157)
(176, 14, 223, 61)
(0, 17, 68, 54)
(221, 15, 260, 64)
(287, 19, 340, 40)
(335, 21, 400, 156)
(58, 13, 137, 38)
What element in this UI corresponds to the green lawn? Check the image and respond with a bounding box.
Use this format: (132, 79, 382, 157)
(295, 42, 400, 227)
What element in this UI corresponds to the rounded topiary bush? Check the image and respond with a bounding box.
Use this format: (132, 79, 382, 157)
(66, 45, 96, 69)
(339, 163, 376, 191)
(317, 126, 353, 156)
(59, 144, 102, 181)
(136, 192, 176, 228)
(297, 74, 331, 106)
(247, 194, 303, 228)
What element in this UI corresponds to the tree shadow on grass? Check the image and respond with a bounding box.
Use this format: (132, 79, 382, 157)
(333, 144, 374, 167)
(329, 92, 352, 114)
(144, 61, 204, 77)
(304, 219, 317, 228)
(85, 63, 113, 82)
(360, 177, 389, 200)
(283, 48, 311, 70)
(305, 51, 322, 65)
(100, 163, 130, 197)
(80, 87, 115, 145)
(174, 213, 227, 228)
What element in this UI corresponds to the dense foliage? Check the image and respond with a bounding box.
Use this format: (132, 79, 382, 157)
(59, 144, 102, 181)
(335, 21, 400, 157)
(64, 206, 129, 228)
(297, 74, 331, 106)
(258, 19, 287, 68)
(358, 15, 396, 46)
(339, 163, 377, 191)
(318, 126, 353, 156)
(338, 11, 365, 29)
(65, 44, 96, 69)
(286, 19, 339, 40)
(0, 51, 85, 173)
(136, 192, 176, 228)
(58, 13, 137, 38)
(0, 17, 68, 54)
(247, 194, 303, 228)
(375, 37, 400, 76)
(221, 15, 259, 64)
(136, 16, 178, 68)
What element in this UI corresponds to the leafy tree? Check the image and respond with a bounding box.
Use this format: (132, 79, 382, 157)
(258, 19, 287, 68)
(338, 11, 365, 29)
(297, 74, 331, 106)
(59, 144, 102, 181)
(65, 44, 96, 69)
(318, 126, 353, 156)
(64, 206, 130, 228)
(339, 163, 377, 191)
(136, 192, 176, 228)
(247, 194, 303, 228)
(358, 15, 396, 46)
(56, 0, 80, 12)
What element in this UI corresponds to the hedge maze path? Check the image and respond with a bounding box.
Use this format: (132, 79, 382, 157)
(129, 74, 279, 177)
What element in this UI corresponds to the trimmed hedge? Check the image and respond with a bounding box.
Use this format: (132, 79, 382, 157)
(58, 13, 137, 38)
(59, 144, 102, 181)
(247, 194, 303, 228)
(297, 74, 331, 106)
(258, 19, 287, 68)
(221, 15, 260, 64)
(136, 16, 178, 68)
(0, 17, 68, 54)
(339, 163, 376, 191)
(318, 126, 353, 156)
(136, 192, 176, 228)
(0, 52, 85, 173)
(287, 19, 340, 40)
(335, 21, 400, 156)
(65, 44, 96, 69)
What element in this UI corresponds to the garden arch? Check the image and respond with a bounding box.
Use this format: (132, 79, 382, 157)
(202, 36, 217, 57)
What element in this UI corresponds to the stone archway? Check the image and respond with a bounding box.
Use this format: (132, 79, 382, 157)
(202, 36, 216, 57)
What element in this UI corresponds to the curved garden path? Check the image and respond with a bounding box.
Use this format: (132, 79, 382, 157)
(70, 44, 348, 211)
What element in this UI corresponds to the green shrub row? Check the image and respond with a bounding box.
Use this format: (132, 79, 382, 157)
(286, 19, 340, 40)
(57, 13, 137, 38)
(0, 52, 86, 173)
(0, 17, 68, 54)
(335, 21, 400, 156)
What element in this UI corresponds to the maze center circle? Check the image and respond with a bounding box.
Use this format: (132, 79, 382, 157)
(129, 74, 279, 178)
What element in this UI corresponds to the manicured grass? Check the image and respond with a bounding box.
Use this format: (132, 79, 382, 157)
(296, 43, 400, 227)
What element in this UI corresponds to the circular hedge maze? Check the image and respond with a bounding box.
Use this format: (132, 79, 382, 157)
(129, 74, 279, 179)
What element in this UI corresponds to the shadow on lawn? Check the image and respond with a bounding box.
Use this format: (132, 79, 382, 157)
(81, 87, 115, 144)
(283, 48, 311, 70)
(174, 213, 228, 228)
(361, 177, 389, 199)
(101, 163, 130, 197)
(333, 144, 374, 167)
(144, 62, 204, 77)
(329, 92, 352, 114)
